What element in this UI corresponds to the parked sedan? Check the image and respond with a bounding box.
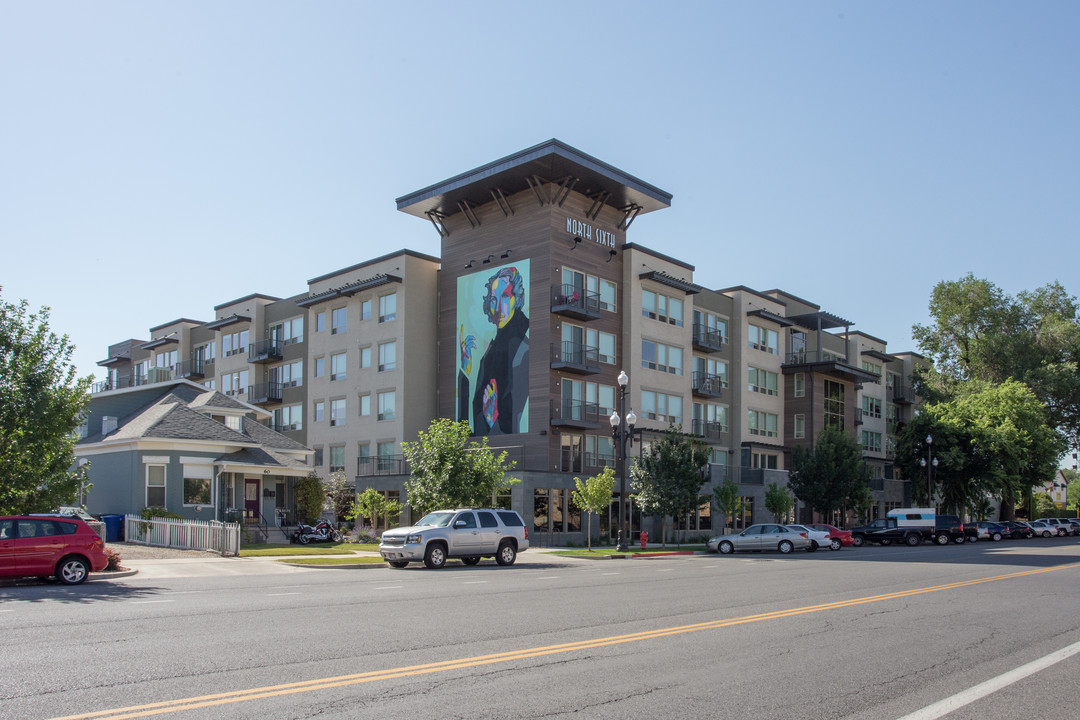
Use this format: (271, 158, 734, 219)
(1024, 520, 1056, 538)
(999, 520, 1034, 539)
(707, 524, 812, 555)
(804, 523, 854, 547)
(786, 523, 841, 551)
(969, 521, 1007, 542)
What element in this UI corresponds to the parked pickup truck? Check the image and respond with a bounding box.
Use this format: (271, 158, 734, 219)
(849, 517, 928, 547)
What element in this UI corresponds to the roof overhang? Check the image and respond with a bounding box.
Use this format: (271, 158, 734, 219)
(97, 355, 126, 367)
(788, 311, 852, 330)
(206, 314, 251, 330)
(638, 270, 702, 295)
(861, 349, 898, 363)
(140, 337, 179, 350)
(297, 274, 402, 308)
(747, 309, 797, 327)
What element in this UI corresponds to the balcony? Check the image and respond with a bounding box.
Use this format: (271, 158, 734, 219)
(691, 372, 725, 399)
(692, 324, 725, 353)
(550, 341, 600, 375)
(248, 338, 284, 364)
(247, 382, 282, 405)
(550, 398, 602, 429)
(690, 419, 726, 440)
(854, 408, 864, 426)
(890, 383, 915, 405)
(551, 284, 601, 321)
(357, 455, 409, 477)
(175, 358, 205, 380)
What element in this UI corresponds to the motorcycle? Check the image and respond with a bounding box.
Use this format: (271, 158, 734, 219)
(291, 520, 343, 544)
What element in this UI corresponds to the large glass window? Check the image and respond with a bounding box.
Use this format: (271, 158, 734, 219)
(693, 310, 728, 344)
(330, 399, 346, 426)
(641, 391, 683, 424)
(861, 430, 883, 453)
(378, 341, 397, 372)
(378, 390, 396, 421)
(641, 340, 682, 375)
(273, 404, 303, 431)
(862, 395, 882, 418)
(379, 293, 397, 323)
(330, 352, 347, 381)
(534, 489, 549, 533)
(824, 380, 845, 429)
(747, 410, 779, 437)
(587, 329, 616, 365)
(329, 446, 345, 473)
(377, 442, 397, 471)
(331, 307, 347, 335)
(748, 367, 779, 396)
(642, 290, 683, 326)
(748, 324, 779, 354)
(271, 360, 303, 388)
(272, 317, 304, 345)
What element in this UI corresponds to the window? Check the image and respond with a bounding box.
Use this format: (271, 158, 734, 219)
(315, 311, 325, 332)
(359, 394, 370, 416)
(641, 340, 683, 375)
(794, 372, 806, 398)
(313, 447, 323, 467)
(155, 349, 177, 369)
(195, 341, 215, 363)
(360, 346, 372, 369)
(587, 329, 616, 365)
(693, 310, 728, 344)
(585, 382, 616, 418)
(378, 341, 397, 372)
(225, 415, 242, 431)
(221, 329, 250, 357)
(271, 360, 303, 388)
(221, 370, 249, 397)
(183, 464, 212, 506)
(331, 307, 347, 334)
(794, 414, 806, 439)
(330, 352, 346, 381)
(824, 380, 845, 429)
(273, 404, 303, 431)
(377, 441, 396, 471)
(752, 452, 779, 470)
(272, 317, 304, 345)
(146, 464, 166, 507)
(360, 299, 372, 321)
(314, 357, 325, 378)
(641, 390, 683, 424)
(641, 290, 683, 326)
(585, 435, 615, 467)
(692, 356, 728, 387)
(862, 395, 882, 418)
(330, 398, 346, 427)
(748, 410, 779, 437)
(748, 324, 779, 354)
(748, 367, 779, 396)
(313, 401, 324, 422)
(862, 431, 883, 453)
(378, 390, 396, 421)
(329, 446, 345, 473)
(561, 433, 583, 473)
(379, 293, 397, 322)
(862, 360, 882, 378)
(692, 402, 728, 433)
(598, 278, 617, 312)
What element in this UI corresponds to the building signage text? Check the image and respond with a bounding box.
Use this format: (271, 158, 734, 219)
(566, 217, 616, 249)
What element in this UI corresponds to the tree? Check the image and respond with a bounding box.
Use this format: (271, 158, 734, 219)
(401, 418, 519, 516)
(912, 275, 1080, 445)
(0, 291, 92, 515)
(788, 425, 868, 520)
(571, 466, 616, 551)
(1065, 468, 1080, 516)
(324, 470, 354, 522)
(629, 426, 710, 547)
(294, 472, 326, 523)
(764, 482, 794, 523)
(712, 480, 744, 532)
(348, 488, 402, 533)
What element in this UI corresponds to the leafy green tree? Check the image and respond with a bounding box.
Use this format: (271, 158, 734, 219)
(294, 472, 326, 523)
(629, 426, 710, 547)
(764, 482, 795, 523)
(0, 292, 92, 515)
(788, 425, 868, 520)
(401, 418, 519, 516)
(712, 480, 744, 532)
(323, 470, 354, 522)
(348, 487, 402, 532)
(571, 465, 616, 550)
(1065, 468, 1080, 516)
(894, 412, 976, 510)
(912, 275, 1080, 445)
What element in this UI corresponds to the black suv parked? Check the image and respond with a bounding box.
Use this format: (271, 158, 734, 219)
(933, 514, 966, 544)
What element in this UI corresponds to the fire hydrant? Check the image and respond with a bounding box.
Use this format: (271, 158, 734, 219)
(640, 530, 648, 550)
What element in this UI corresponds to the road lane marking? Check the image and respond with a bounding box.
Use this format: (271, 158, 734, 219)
(897, 639, 1080, 720)
(537, 576, 560, 580)
(601, 572, 620, 576)
(655, 569, 673, 572)
(52, 562, 1080, 720)
(463, 581, 488, 585)
(265, 593, 301, 597)
(374, 586, 403, 590)
(128, 600, 174, 605)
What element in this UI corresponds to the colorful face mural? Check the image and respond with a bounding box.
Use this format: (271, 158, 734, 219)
(457, 261, 530, 435)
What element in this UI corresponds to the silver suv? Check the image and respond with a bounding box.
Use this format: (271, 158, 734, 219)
(378, 508, 529, 569)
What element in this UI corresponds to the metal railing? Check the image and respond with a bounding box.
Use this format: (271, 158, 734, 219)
(248, 338, 284, 362)
(123, 514, 239, 555)
(551, 284, 601, 317)
(358, 455, 409, 476)
(550, 398, 602, 426)
(247, 382, 282, 404)
(690, 419, 726, 439)
(691, 372, 726, 396)
(692, 324, 726, 351)
(550, 341, 600, 371)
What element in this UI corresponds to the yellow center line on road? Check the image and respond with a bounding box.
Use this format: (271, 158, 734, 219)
(53, 562, 1080, 720)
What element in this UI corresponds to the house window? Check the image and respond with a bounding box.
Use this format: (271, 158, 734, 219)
(598, 278, 617, 312)
(584, 435, 615, 468)
(313, 401, 324, 423)
(641, 340, 683, 375)
(748, 324, 779, 354)
(183, 464, 212, 506)
(225, 415, 242, 431)
(379, 293, 397, 323)
(330, 398, 346, 427)
(360, 346, 371, 369)
(359, 394, 371, 416)
(692, 402, 728, 433)
(794, 373, 805, 398)
(360, 299, 372, 321)
(748, 367, 779, 396)
(331, 307, 347, 335)
(748, 410, 779, 438)
(329, 446, 345, 473)
(378, 341, 397, 372)
(824, 380, 845, 429)
(146, 464, 166, 508)
(641, 390, 683, 424)
(794, 414, 806, 439)
(378, 390, 396, 421)
(641, 290, 683, 326)
(330, 352, 346, 381)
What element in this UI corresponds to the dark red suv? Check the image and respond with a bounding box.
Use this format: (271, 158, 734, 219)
(0, 516, 109, 584)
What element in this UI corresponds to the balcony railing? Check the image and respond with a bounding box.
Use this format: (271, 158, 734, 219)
(692, 324, 726, 353)
(247, 382, 282, 405)
(890, 383, 915, 404)
(550, 398, 602, 428)
(357, 455, 409, 477)
(551, 284, 601, 321)
(690, 419, 726, 439)
(175, 358, 205, 379)
(248, 338, 284, 364)
(550, 341, 600, 374)
(691, 372, 725, 398)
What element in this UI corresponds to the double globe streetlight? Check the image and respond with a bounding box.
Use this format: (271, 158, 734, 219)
(609, 370, 636, 552)
(920, 434, 938, 508)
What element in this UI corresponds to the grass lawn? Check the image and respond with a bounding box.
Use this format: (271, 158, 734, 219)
(276, 556, 386, 566)
(551, 545, 707, 557)
(238, 542, 379, 557)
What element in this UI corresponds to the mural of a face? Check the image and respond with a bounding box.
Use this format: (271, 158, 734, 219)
(484, 268, 523, 329)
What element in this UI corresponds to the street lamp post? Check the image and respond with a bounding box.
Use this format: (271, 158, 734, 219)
(919, 434, 938, 508)
(609, 370, 636, 553)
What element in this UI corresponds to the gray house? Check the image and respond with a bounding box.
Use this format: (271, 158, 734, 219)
(75, 379, 313, 538)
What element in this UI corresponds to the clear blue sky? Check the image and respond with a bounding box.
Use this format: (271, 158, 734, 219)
(3, 2, 1078, 382)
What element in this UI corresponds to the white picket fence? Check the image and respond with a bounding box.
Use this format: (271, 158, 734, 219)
(123, 515, 240, 556)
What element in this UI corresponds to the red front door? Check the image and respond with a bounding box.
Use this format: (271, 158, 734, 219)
(245, 479, 260, 522)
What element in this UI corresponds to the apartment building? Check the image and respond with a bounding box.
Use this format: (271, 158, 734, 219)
(89, 139, 922, 540)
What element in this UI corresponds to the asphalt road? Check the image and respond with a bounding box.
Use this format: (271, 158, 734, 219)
(3, 538, 1080, 720)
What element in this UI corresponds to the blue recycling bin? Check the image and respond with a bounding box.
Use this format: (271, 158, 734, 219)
(101, 514, 124, 543)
